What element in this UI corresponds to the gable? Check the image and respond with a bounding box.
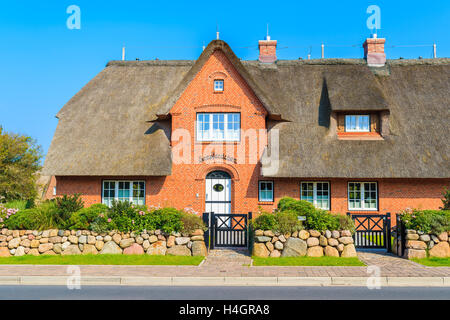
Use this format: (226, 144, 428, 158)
(170, 49, 267, 116)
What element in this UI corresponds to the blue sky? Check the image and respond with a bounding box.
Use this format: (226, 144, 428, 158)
(1, 0, 449, 157)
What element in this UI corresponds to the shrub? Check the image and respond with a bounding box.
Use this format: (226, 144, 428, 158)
(305, 209, 340, 231)
(4, 200, 28, 211)
(90, 215, 113, 233)
(180, 211, 205, 233)
(400, 209, 450, 234)
(252, 212, 277, 231)
(334, 215, 355, 234)
(68, 203, 109, 230)
(275, 210, 303, 233)
(152, 208, 183, 233)
(277, 197, 316, 216)
(3, 201, 58, 230)
(441, 188, 450, 210)
(54, 194, 84, 228)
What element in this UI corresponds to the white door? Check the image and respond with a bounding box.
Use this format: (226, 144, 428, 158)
(205, 171, 231, 226)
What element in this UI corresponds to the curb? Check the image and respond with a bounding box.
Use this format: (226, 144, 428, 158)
(0, 276, 449, 287)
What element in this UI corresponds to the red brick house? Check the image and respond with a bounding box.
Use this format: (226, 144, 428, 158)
(43, 36, 450, 219)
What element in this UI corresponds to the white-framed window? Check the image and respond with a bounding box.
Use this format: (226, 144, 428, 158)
(196, 113, 240, 141)
(102, 181, 145, 206)
(301, 182, 330, 210)
(53, 186, 56, 196)
(259, 181, 274, 202)
(348, 182, 377, 210)
(214, 79, 224, 92)
(345, 115, 370, 132)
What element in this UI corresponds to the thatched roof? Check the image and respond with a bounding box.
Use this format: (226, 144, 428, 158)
(43, 40, 450, 178)
(44, 61, 193, 176)
(256, 59, 450, 178)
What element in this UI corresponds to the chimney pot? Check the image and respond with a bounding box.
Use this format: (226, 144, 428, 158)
(259, 38, 277, 63)
(363, 37, 386, 67)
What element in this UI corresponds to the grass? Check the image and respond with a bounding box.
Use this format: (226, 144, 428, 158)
(252, 256, 365, 266)
(3, 200, 28, 210)
(411, 257, 450, 267)
(0, 254, 204, 265)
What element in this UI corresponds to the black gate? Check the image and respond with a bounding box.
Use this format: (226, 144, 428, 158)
(347, 212, 391, 251)
(202, 212, 251, 249)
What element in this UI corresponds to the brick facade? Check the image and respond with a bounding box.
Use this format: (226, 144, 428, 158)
(49, 48, 449, 219)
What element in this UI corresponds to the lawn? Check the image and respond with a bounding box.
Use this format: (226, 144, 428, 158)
(0, 254, 204, 265)
(411, 257, 450, 267)
(252, 256, 365, 266)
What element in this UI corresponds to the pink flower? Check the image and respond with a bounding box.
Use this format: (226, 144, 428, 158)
(107, 218, 112, 223)
(139, 211, 145, 216)
(132, 220, 135, 224)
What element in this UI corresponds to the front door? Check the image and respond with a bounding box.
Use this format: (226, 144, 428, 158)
(205, 170, 231, 219)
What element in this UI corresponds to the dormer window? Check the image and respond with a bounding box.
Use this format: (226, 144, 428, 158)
(214, 79, 224, 92)
(345, 115, 370, 132)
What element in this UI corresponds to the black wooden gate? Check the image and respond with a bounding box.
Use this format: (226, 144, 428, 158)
(347, 212, 391, 251)
(202, 212, 251, 249)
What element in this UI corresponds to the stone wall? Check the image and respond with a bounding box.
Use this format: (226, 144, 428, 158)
(394, 229, 450, 259)
(0, 228, 207, 257)
(252, 229, 357, 258)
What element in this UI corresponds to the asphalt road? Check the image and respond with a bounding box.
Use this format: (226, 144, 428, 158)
(0, 285, 448, 300)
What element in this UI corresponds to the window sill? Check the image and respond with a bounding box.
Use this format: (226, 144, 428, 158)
(195, 141, 240, 145)
(338, 132, 383, 140)
(258, 201, 274, 205)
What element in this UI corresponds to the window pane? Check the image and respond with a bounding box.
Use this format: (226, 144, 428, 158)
(259, 182, 273, 201)
(301, 182, 314, 204)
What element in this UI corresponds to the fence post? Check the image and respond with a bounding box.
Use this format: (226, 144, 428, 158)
(210, 212, 215, 250)
(247, 212, 253, 252)
(202, 212, 210, 251)
(386, 212, 392, 252)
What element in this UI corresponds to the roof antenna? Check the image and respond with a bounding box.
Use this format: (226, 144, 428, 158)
(202, 41, 206, 51)
(216, 23, 220, 40)
(266, 23, 270, 40)
(122, 45, 125, 61)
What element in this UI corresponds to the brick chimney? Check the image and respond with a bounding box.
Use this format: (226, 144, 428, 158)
(363, 35, 386, 67)
(259, 36, 277, 63)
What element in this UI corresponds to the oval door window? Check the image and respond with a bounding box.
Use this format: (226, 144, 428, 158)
(213, 184, 224, 192)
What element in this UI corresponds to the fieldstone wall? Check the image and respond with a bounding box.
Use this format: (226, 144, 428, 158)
(252, 229, 357, 258)
(0, 228, 207, 257)
(394, 229, 450, 259)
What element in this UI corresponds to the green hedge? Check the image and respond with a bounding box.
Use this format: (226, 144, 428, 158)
(399, 209, 450, 234)
(0, 196, 205, 233)
(252, 197, 354, 233)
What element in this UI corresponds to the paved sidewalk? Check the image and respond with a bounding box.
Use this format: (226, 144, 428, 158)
(0, 249, 448, 286)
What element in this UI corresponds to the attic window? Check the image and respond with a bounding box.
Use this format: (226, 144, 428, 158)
(345, 115, 370, 132)
(214, 79, 224, 92)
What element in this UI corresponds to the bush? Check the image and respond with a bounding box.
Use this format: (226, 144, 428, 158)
(180, 211, 205, 233)
(275, 210, 303, 233)
(441, 188, 450, 210)
(306, 209, 340, 231)
(152, 208, 183, 233)
(400, 209, 450, 234)
(334, 215, 355, 234)
(54, 194, 84, 228)
(3, 201, 59, 230)
(252, 213, 277, 231)
(4, 200, 29, 211)
(67, 203, 109, 230)
(277, 197, 315, 216)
